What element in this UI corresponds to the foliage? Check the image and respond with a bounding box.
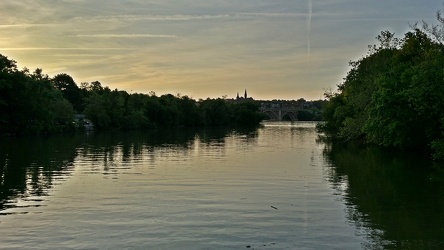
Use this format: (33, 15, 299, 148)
(321, 11, 444, 160)
(200, 98, 233, 126)
(0, 54, 264, 135)
(232, 101, 265, 125)
(82, 91, 264, 130)
(0, 55, 75, 134)
(52, 73, 85, 112)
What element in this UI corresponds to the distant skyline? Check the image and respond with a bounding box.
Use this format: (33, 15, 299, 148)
(1, 1, 443, 100)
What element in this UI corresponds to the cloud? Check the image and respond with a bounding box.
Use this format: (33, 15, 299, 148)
(2, 0, 442, 100)
(74, 34, 178, 38)
(51, 54, 104, 57)
(0, 24, 57, 28)
(1, 47, 132, 51)
(79, 12, 304, 22)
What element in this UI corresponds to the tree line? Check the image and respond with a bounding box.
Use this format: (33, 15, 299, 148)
(320, 9, 444, 160)
(0, 54, 265, 135)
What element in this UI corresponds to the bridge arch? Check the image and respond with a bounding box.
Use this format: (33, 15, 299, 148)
(281, 111, 298, 121)
(262, 110, 279, 120)
(259, 107, 299, 121)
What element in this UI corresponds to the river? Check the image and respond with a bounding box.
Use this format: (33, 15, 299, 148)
(0, 121, 443, 249)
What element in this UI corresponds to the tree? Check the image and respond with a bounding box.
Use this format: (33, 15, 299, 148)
(124, 93, 151, 129)
(84, 92, 110, 129)
(0, 53, 264, 134)
(200, 98, 233, 126)
(321, 23, 444, 160)
(0, 54, 17, 73)
(233, 101, 264, 125)
(0, 55, 75, 134)
(52, 73, 84, 112)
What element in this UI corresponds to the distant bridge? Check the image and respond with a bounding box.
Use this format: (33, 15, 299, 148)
(259, 106, 299, 121)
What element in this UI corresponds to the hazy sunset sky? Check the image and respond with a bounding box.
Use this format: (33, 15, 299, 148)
(1, 1, 442, 100)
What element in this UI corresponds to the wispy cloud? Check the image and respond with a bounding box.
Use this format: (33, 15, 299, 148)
(75, 34, 178, 38)
(81, 12, 304, 22)
(51, 54, 104, 57)
(1, 47, 133, 51)
(0, 23, 57, 28)
(1, 0, 441, 100)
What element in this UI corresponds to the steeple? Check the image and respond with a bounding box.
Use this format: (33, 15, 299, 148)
(244, 89, 247, 99)
(236, 92, 239, 99)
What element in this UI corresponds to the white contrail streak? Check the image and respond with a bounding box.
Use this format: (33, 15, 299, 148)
(307, 0, 312, 63)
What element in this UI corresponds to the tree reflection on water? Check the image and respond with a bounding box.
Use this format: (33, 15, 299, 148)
(0, 126, 259, 215)
(321, 136, 444, 249)
(0, 135, 80, 213)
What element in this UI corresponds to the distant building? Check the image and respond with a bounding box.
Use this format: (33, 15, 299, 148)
(235, 89, 254, 103)
(224, 89, 254, 103)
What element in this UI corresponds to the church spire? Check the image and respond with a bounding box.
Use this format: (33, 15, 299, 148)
(244, 89, 247, 99)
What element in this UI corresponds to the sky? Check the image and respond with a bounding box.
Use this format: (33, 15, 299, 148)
(1, 1, 442, 100)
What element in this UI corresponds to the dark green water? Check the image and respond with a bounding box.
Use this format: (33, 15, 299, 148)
(323, 139, 444, 249)
(0, 122, 443, 249)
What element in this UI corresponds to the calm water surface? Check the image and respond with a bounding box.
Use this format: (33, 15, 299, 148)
(1, 122, 443, 249)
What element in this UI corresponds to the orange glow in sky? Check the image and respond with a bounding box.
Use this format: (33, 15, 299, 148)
(1, 1, 442, 100)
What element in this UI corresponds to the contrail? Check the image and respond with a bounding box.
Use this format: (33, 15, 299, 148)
(307, 0, 312, 63)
